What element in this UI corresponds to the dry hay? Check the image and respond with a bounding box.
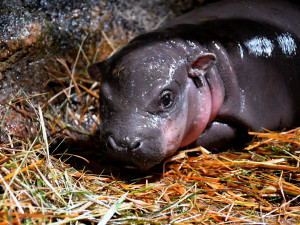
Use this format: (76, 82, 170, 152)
(0, 125, 299, 224)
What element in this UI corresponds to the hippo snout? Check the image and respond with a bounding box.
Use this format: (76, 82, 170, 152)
(100, 130, 165, 170)
(107, 135, 143, 152)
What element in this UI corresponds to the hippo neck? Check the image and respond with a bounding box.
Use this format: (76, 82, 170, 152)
(207, 41, 241, 119)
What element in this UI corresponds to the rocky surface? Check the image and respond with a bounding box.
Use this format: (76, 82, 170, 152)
(1, 0, 112, 98)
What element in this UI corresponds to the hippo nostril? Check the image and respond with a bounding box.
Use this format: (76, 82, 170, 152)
(129, 139, 143, 151)
(107, 136, 118, 151)
(133, 142, 141, 150)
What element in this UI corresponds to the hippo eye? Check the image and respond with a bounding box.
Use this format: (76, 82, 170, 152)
(159, 90, 174, 109)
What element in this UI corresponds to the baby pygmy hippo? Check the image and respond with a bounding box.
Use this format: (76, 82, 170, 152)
(88, 0, 300, 170)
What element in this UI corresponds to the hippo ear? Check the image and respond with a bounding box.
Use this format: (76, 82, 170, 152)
(189, 53, 216, 77)
(87, 62, 105, 81)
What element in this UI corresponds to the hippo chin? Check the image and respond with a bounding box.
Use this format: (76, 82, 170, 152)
(88, 0, 300, 170)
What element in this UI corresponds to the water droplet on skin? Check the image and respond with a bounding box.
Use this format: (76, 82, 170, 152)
(277, 32, 297, 56)
(244, 36, 274, 57)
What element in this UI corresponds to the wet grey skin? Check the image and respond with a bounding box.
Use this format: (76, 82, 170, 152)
(88, 0, 300, 170)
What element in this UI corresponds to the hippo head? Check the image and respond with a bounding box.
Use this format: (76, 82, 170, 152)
(88, 38, 219, 170)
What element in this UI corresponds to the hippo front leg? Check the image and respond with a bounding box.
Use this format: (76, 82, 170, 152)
(191, 121, 247, 150)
